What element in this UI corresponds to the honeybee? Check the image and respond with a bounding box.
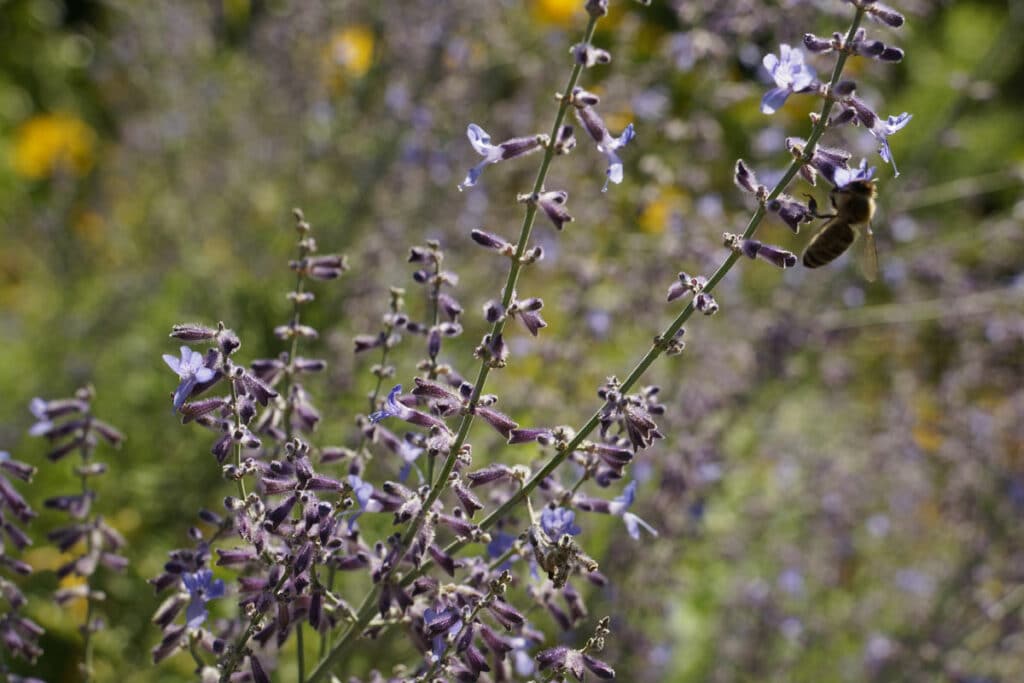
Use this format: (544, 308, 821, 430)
(802, 178, 878, 282)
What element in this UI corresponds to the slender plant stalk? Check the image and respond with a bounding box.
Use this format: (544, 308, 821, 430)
(306, 15, 601, 682)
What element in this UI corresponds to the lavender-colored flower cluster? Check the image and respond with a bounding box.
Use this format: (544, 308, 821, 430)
(6, 0, 930, 681)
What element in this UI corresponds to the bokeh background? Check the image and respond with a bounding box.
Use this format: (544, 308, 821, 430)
(1, 0, 1022, 680)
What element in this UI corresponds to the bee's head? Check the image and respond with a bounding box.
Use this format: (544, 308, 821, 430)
(831, 178, 877, 210)
(845, 179, 877, 198)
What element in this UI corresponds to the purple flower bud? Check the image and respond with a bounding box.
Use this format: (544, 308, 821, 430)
(169, 323, 218, 341)
(554, 124, 576, 154)
(508, 427, 551, 444)
(480, 622, 513, 655)
(438, 513, 476, 537)
(428, 544, 457, 576)
(488, 599, 525, 628)
(572, 42, 612, 68)
(452, 480, 484, 517)
(575, 105, 608, 144)
(250, 655, 271, 683)
(412, 378, 459, 401)
(745, 240, 798, 269)
(695, 292, 719, 315)
(569, 86, 601, 108)
(537, 190, 574, 230)
(867, 2, 905, 27)
(583, 653, 616, 679)
(807, 144, 853, 185)
(830, 107, 857, 127)
(476, 406, 519, 439)
(470, 228, 512, 251)
(483, 300, 505, 323)
(516, 309, 547, 337)
(438, 292, 463, 320)
(585, 0, 608, 17)
(467, 464, 513, 487)
(848, 96, 878, 129)
(879, 46, 904, 62)
(803, 33, 833, 53)
(734, 159, 761, 195)
(766, 195, 814, 232)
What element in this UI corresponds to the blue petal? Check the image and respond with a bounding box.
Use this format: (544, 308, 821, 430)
(173, 377, 197, 411)
(466, 123, 493, 155)
(207, 578, 226, 600)
(760, 87, 791, 115)
(458, 162, 487, 191)
(185, 600, 208, 629)
(615, 123, 636, 149)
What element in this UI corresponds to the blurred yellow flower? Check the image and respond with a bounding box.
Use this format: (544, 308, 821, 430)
(12, 112, 96, 180)
(531, 0, 580, 27)
(323, 25, 375, 92)
(639, 187, 687, 234)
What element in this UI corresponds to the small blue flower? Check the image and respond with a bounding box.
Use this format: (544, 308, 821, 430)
(599, 123, 636, 193)
(870, 112, 912, 177)
(369, 385, 405, 424)
(459, 124, 503, 191)
(162, 346, 215, 412)
(423, 607, 463, 662)
(487, 531, 519, 570)
(510, 636, 536, 676)
(458, 124, 547, 191)
(761, 44, 817, 115)
(540, 507, 582, 539)
(397, 439, 425, 483)
(833, 158, 876, 188)
(182, 569, 225, 629)
(347, 474, 382, 529)
(608, 480, 658, 540)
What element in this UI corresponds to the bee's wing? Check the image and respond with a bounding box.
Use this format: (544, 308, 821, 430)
(802, 218, 856, 269)
(856, 223, 879, 282)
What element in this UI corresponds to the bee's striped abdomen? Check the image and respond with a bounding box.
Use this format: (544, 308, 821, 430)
(802, 221, 856, 269)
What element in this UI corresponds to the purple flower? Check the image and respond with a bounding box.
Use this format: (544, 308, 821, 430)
(487, 531, 518, 570)
(162, 346, 215, 412)
(870, 112, 912, 177)
(833, 158, 876, 188)
(347, 474, 383, 529)
(761, 44, 817, 115)
(600, 123, 635, 192)
(182, 569, 225, 629)
(423, 606, 463, 662)
(369, 385, 404, 423)
(458, 124, 547, 191)
(608, 481, 658, 540)
(540, 507, 581, 539)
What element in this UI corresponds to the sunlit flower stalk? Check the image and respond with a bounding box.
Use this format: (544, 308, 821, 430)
(306, 12, 607, 682)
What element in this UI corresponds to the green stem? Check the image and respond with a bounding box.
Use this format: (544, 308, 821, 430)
(227, 377, 248, 500)
(305, 16, 601, 683)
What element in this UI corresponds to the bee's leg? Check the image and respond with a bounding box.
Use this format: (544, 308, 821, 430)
(803, 194, 835, 219)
